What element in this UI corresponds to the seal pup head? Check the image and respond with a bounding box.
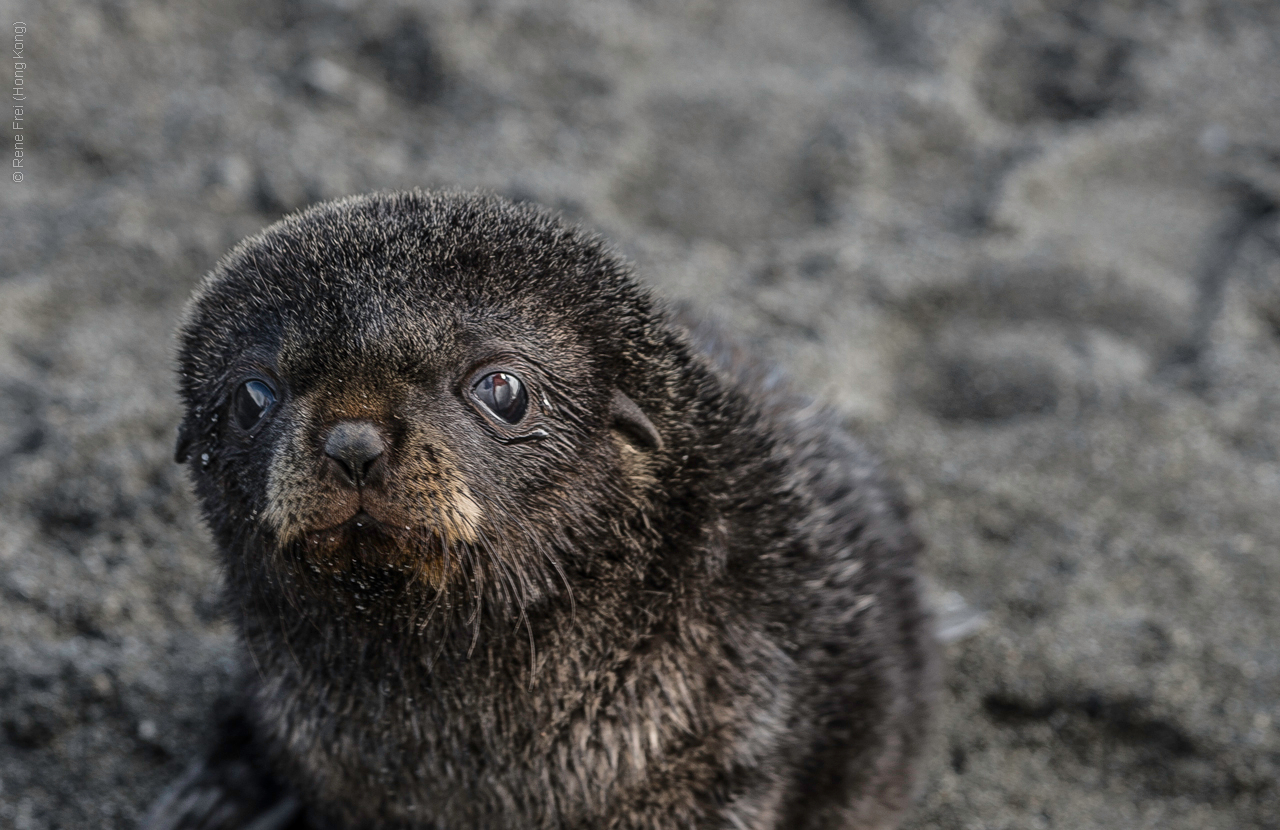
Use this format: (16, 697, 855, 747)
(175, 191, 672, 626)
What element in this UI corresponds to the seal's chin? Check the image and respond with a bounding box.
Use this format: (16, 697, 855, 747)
(323, 509, 394, 536)
(296, 508, 423, 570)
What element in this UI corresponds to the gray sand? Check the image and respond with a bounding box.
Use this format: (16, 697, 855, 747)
(1, 0, 1278, 827)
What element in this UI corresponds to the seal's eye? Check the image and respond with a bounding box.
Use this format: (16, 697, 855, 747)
(234, 379, 276, 432)
(473, 372, 527, 424)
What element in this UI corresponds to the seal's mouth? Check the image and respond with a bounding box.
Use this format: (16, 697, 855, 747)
(345, 510, 383, 533)
(304, 506, 407, 543)
(281, 495, 463, 595)
(264, 453, 483, 588)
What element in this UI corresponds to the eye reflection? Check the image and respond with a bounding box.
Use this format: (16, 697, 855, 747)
(234, 379, 276, 432)
(473, 372, 528, 424)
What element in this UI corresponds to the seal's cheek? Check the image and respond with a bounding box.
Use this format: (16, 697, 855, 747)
(262, 407, 361, 545)
(611, 432, 661, 498)
(374, 443, 484, 547)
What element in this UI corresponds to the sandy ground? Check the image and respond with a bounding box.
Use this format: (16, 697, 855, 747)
(1, 0, 1278, 827)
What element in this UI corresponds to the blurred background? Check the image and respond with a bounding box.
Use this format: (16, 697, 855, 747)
(1, 0, 1278, 827)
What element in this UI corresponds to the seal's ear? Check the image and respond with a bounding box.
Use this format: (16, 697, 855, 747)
(610, 389, 663, 452)
(175, 420, 194, 464)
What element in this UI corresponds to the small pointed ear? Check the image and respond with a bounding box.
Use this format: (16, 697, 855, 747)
(610, 389, 663, 453)
(175, 420, 194, 464)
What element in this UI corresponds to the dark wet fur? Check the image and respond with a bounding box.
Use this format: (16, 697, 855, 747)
(152, 191, 937, 829)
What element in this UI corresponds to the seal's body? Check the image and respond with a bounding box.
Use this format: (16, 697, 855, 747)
(150, 191, 935, 830)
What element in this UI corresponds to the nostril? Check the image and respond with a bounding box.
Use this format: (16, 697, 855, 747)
(323, 421, 387, 487)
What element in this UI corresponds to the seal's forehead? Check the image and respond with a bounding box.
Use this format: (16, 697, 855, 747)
(274, 285, 459, 381)
(268, 274, 586, 391)
(180, 190, 646, 387)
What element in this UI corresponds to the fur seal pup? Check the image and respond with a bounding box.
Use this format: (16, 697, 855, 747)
(145, 191, 936, 830)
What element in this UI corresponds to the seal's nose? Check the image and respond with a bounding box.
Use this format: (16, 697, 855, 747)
(323, 421, 387, 488)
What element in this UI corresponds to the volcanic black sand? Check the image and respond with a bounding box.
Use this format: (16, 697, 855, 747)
(1, 1, 1278, 827)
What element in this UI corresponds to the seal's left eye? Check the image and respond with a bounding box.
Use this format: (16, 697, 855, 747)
(473, 372, 528, 424)
(234, 379, 276, 432)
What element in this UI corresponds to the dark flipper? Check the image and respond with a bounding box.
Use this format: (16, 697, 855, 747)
(140, 712, 305, 830)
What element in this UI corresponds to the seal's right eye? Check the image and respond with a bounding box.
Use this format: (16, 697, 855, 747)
(473, 372, 528, 424)
(234, 379, 276, 432)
